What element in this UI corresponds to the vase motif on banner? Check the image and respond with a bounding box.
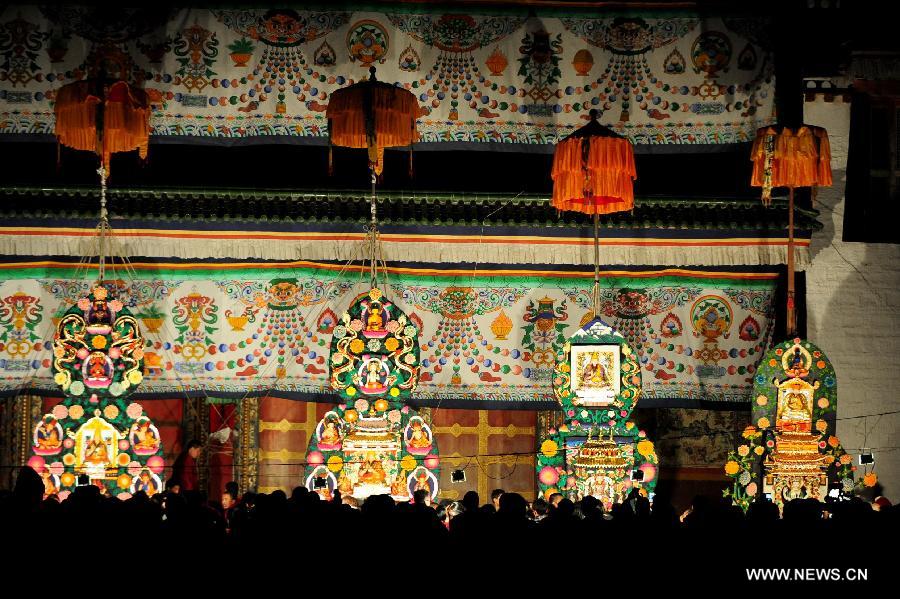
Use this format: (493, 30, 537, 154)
(0, 291, 44, 372)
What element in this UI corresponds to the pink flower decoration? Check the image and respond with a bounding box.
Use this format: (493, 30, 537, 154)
(401, 406, 410, 414)
(565, 477, 576, 488)
(127, 461, 142, 476)
(63, 438, 74, 449)
(77, 348, 89, 360)
(146, 455, 165, 474)
(52, 404, 69, 420)
(109, 300, 123, 312)
(539, 466, 560, 486)
(638, 430, 646, 438)
(745, 482, 758, 496)
(58, 490, 71, 501)
(307, 451, 325, 466)
(48, 461, 64, 476)
(89, 394, 99, 404)
(354, 399, 369, 412)
(386, 320, 400, 333)
(118, 439, 130, 451)
(566, 410, 575, 417)
(639, 463, 657, 483)
(77, 298, 91, 311)
(126, 403, 143, 419)
(117, 493, 132, 501)
(109, 347, 121, 359)
(620, 410, 628, 417)
(548, 427, 557, 435)
(350, 319, 364, 331)
(817, 398, 829, 409)
(27, 456, 45, 472)
(424, 454, 440, 469)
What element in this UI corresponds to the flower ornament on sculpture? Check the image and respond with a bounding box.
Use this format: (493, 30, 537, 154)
(52, 286, 144, 400)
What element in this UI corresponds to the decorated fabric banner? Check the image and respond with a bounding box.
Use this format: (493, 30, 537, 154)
(0, 264, 777, 407)
(0, 6, 774, 146)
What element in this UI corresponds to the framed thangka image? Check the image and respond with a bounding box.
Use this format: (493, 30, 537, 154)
(570, 345, 620, 406)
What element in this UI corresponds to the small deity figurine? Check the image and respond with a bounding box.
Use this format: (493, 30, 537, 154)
(391, 471, 408, 497)
(358, 454, 386, 485)
(364, 360, 382, 390)
(84, 435, 109, 465)
(777, 392, 811, 430)
(135, 470, 158, 496)
(582, 352, 607, 387)
(40, 469, 58, 496)
(320, 420, 341, 446)
(366, 305, 384, 331)
(408, 420, 431, 449)
(133, 420, 159, 450)
(88, 298, 111, 325)
(414, 470, 431, 495)
(36, 417, 61, 450)
(338, 472, 354, 495)
(87, 353, 109, 381)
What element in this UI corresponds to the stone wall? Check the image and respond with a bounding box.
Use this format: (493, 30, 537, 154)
(804, 98, 900, 499)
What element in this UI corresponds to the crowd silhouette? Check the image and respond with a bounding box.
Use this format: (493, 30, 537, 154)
(1, 465, 895, 576)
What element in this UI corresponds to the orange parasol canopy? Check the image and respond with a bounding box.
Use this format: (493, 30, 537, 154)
(54, 79, 150, 174)
(750, 125, 832, 205)
(551, 111, 636, 215)
(326, 66, 418, 176)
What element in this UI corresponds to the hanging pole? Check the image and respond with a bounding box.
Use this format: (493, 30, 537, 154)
(97, 165, 109, 283)
(786, 186, 796, 336)
(369, 166, 378, 290)
(592, 210, 600, 317)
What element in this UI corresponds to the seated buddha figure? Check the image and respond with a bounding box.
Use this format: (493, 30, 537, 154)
(84, 435, 110, 465)
(135, 470, 158, 496)
(338, 472, 354, 496)
(133, 421, 159, 451)
(414, 470, 431, 496)
(366, 305, 384, 332)
(36, 418, 61, 450)
(358, 454, 387, 485)
(319, 419, 341, 448)
(776, 391, 812, 432)
(407, 420, 432, 451)
(363, 359, 384, 391)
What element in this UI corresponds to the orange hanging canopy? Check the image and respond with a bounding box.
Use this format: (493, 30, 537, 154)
(551, 111, 636, 215)
(54, 79, 150, 173)
(750, 125, 832, 205)
(326, 67, 418, 176)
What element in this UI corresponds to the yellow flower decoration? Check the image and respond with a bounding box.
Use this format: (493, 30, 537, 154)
(53, 372, 67, 386)
(389, 387, 400, 397)
(327, 455, 344, 473)
(863, 472, 878, 487)
(60, 472, 75, 487)
(625, 421, 635, 430)
(541, 439, 558, 458)
(724, 460, 740, 476)
(827, 436, 839, 448)
(737, 445, 750, 457)
(63, 454, 76, 466)
(346, 386, 357, 397)
(349, 339, 365, 354)
(401, 454, 417, 471)
(754, 446, 765, 456)
(69, 404, 84, 419)
(757, 417, 770, 429)
(128, 370, 143, 385)
(103, 404, 119, 420)
(840, 454, 852, 465)
(755, 395, 768, 406)
(384, 337, 399, 352)
(742, 425, 759, 440)
(117, 474, 132, 489)
(815, 419, 827, 433)
(117, 453, 131, 467)
(559, 363, 570, 373)
(637, 440, 655, 458)
(91, 336, 107, 349)
(93, 286, 108, 299)
(824, 455, 835, 465)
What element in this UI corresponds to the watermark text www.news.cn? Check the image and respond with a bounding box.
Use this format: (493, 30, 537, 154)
(746, 568, 868, 582)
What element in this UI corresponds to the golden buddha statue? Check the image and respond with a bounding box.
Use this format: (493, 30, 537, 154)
(133, 421, 159, 450)
(320, 420, 341, 446)
(408, 420, 431, 449)
(414, 470, 431, 495)
(777, 392, 812, 431)
(364, 360, 382, 390)
(358, 454, 386, 485)
(84, 435, 109, 465)
(36, 419, 61, 450)
(338, 472, 354, 495)
(391, 471, 408, 497)
(367, 305, 384, 331)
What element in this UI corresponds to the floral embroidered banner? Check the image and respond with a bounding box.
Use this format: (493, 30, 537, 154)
(0, 263, 777, 407)
(0, 7, 774, 145)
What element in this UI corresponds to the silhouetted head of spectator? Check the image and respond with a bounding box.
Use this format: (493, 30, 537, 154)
(498, 492, 528, 519)
(225, 481, 240, 499)
(581, 495, 601, 515)
(413, 489, 430, 507)
(290, 486, 308, 501)
(554, 498, 575, 518)
(531, 498, 549, 520)
(491, 488, 505, 510)
(548, 492, 564, 508)
(165, 479, 181, 494)
(13, 466, 43, 508)
(462, 490, 480, 512)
